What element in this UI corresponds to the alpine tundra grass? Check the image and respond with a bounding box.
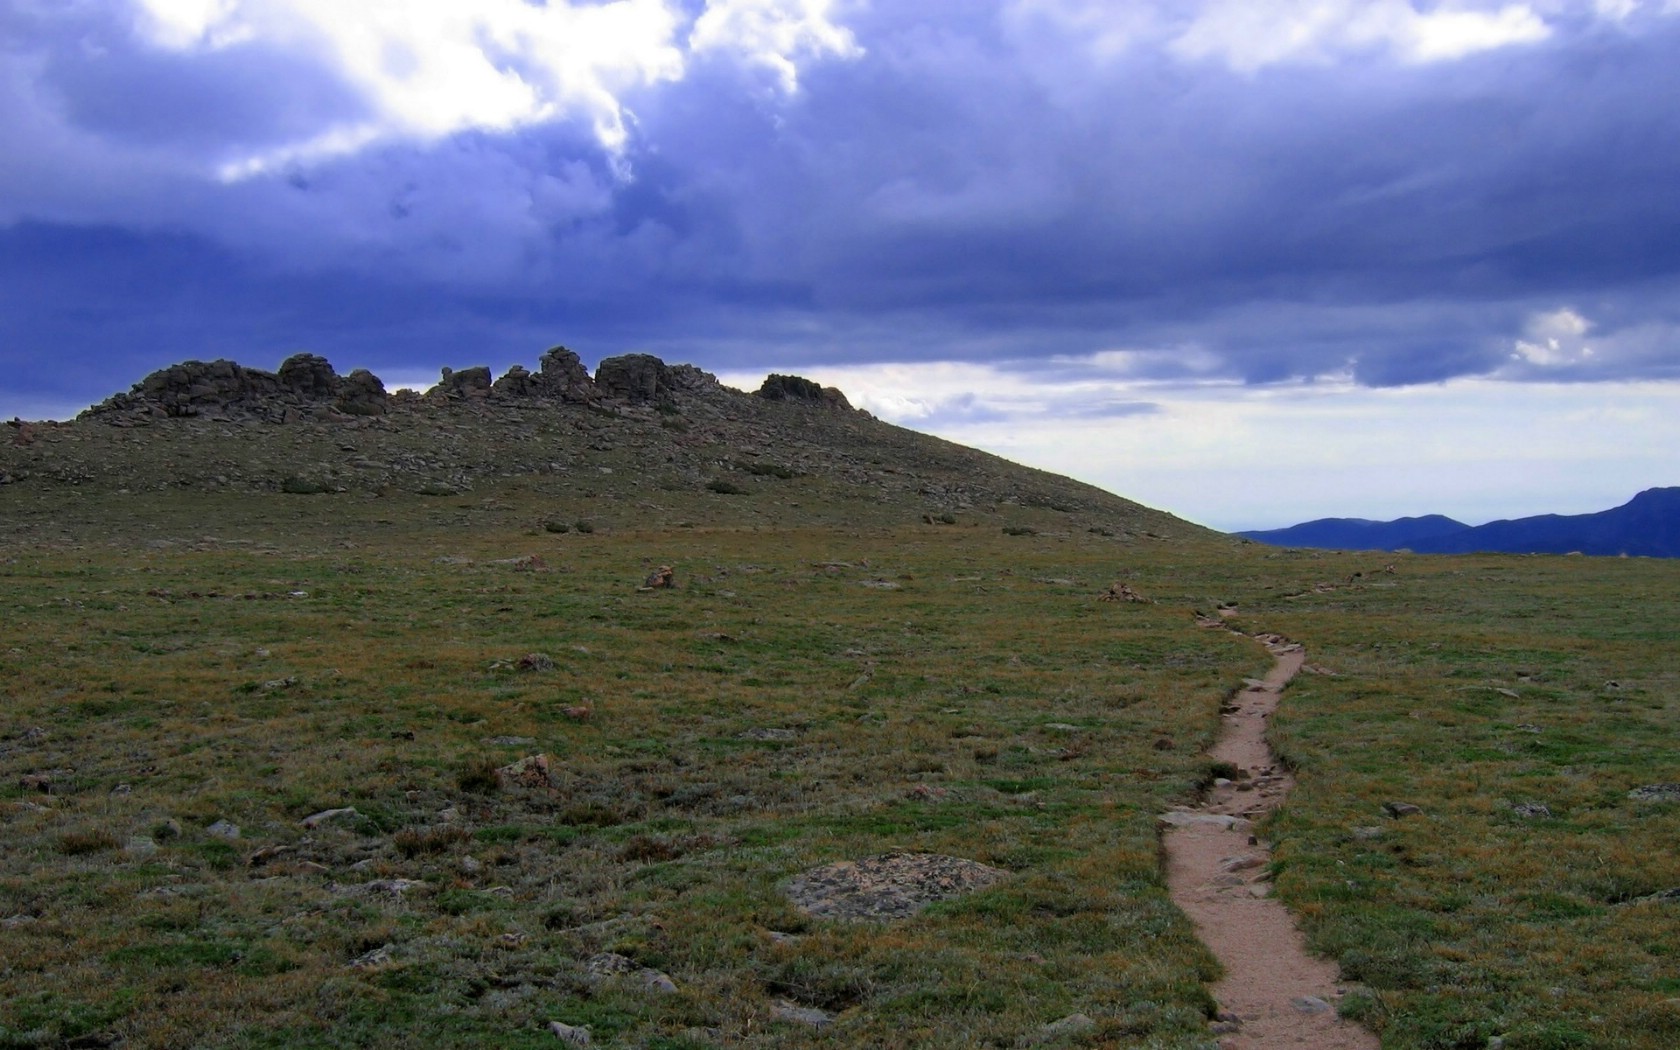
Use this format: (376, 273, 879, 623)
(3, 484, 1677, 1049)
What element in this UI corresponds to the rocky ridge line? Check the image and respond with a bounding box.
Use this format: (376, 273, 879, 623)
(79, 347, 854, 426)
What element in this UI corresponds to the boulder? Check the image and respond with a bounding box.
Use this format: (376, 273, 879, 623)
(535, 346, 596, 402)
(335, 368, 388, 416)
(594, 353, 672, 403)
(277, 353, 339, 398)
(427, 366, 493, 401)
(756, 373, 852, 409)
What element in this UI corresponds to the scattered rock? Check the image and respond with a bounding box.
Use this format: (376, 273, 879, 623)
(1098, 581, 1150, 603)
(643, 565, 675, 589)
(1219, 854, 1264, 873)
(335, 878, 426, 897)
(349, 944, 394, 969)
(1351, 826, 1384, 841)
(246, 844, 293, 867)
(205, 820, 241, 840)
(125, 836, 159, 857)
(1291, 995, 1333, 1015)
(497, 754, 559, 790)
(584, 952, 678, 994)
(770, 1000, 833, 1028)
(1382, 801, 1423, 818)
(548, 1020, 593, 1045)
(1622, 887, 1680, 906)
(485, 735, 536, 747)
(1512, 802, 1552, 819)
(1158, 811, 1252, 831)
(301, 806, 360, 829)
(1021, 1013, 1096, 1044)
(1629, 784, 1680, 803)
(784, 852, 1011, 921)
(517, 652, 555, 673)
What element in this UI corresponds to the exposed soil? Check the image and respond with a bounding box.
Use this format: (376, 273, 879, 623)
(1163, 633, 1380, 1050)
(783, 852, 1012, 920)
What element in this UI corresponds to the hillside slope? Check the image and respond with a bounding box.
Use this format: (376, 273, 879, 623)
(1, 349, 1208, 543)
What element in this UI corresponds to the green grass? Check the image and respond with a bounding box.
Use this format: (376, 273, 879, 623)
(2, 490, 1676, 1048)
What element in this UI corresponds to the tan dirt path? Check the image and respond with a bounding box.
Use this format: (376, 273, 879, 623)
(1162, 633, 1380, 1050)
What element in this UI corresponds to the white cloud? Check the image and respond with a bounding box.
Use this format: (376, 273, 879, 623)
(724, 356, 1680, 530)
(690, 0, 864, 93)
(1510, 307, 1595, 367)
(127, 0, 862, 179)
(1171, 0, 1551, 71)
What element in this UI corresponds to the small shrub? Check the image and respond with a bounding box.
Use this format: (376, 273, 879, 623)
(706, 479, 749, 495)
(57, 830, 121, 856)
(393, 825, 471, 858)
(1002, 525, 1037, 536)
(280, 476, 328, 495)
(574, 519, 595, 534)
(457, 758, 501, 794)
(543, 520, 571, 534)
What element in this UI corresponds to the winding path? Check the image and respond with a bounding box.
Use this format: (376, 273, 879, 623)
(1161, 632, 1379, 1050)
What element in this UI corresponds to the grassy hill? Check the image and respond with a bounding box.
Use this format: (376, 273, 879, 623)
(2, 356, 1677, 1049)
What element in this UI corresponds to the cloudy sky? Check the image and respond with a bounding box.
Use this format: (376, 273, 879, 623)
(4, 0, 1679, 530)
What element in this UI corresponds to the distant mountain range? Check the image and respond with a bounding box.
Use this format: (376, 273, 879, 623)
(1238, 487, 1680, 558)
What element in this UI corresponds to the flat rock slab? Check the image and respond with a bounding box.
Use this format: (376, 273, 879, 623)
(784, 852, 1010, 921)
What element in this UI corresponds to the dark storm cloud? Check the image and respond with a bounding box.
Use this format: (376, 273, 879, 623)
(2, 1, 1679, 417)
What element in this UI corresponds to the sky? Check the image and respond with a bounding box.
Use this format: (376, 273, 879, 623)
(3, 0, 1679, 531)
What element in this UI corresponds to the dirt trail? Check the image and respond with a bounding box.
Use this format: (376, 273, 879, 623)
(1162, 633, 1379, 1050)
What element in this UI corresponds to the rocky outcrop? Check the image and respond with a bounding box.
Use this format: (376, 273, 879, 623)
(426, 366, 493, 401)
(335, 369, 388, 416)
(82, 353, 391, 423)
(534, 346, 596, 402)
(78, 347, 847, 427)
(757, 373, 852, 410)
(593, 353, 673, 404)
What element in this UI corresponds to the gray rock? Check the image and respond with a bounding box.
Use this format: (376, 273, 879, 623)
(585, 952, 636, 977)
(125, 835, 159, 856)
(548, 1021, 592, 1045)
(595, 353, 673, 403)
(1629, 784, 1680, 803)
(348, 944, 394, 969)
(1291, 995, 1333, 1014)
(1038, 1013, 1096, 1039)
(770, 1000, 833, 1028)
(1512, 802, 1551, 819)
(300, 806, 360, 829)
(535, 346, 596, 402)
(1159, 811, 1253, 831)
(1382, 801, 1423, 818)
(427, 365, 493, 401)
